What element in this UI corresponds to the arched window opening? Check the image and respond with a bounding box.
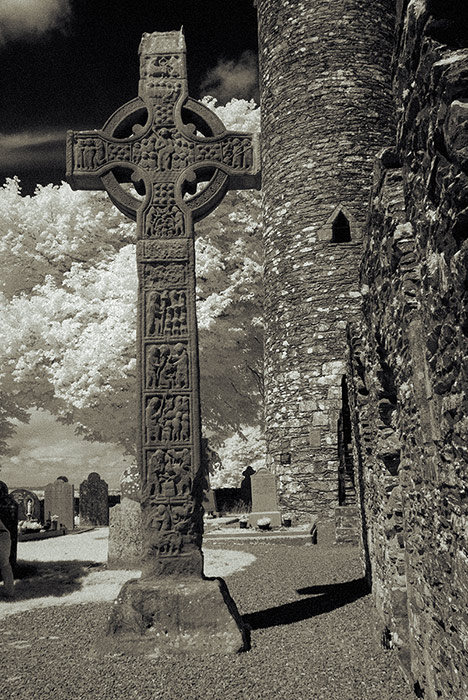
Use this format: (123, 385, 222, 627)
(332, 211, 351, 242)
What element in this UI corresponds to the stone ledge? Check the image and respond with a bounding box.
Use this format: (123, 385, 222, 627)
(205, 521, 317, 545)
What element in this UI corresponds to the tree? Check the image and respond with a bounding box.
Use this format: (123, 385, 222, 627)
(0, 98, 264, 469)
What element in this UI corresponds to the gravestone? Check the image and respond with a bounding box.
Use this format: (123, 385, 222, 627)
(10, 488, 41, 522)
(240, 466, 256, 509)
(0, 482, 18, 571)
(108, 463, 142, 569)
(44, 476, 74, 530)
(79, 472, 109, 526)
(67, 29, 260, 655)
(248, 467, 282, 528)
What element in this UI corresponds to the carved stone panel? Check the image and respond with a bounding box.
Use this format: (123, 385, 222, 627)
(142, 500, 196, 559)
(222, 137, 253, 169)
(145, 342, 190, 390)
(145, 289, 188, 337)
(140, 53, 184, 80)
(145, 394, 190, 445)
(141, 262, 187, 288)
(143, 448, 193, 500)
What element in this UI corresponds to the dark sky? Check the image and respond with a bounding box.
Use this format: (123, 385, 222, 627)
(0, 0, 258, 194)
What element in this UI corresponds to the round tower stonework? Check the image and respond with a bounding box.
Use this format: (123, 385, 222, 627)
(256, 0, 395, 518)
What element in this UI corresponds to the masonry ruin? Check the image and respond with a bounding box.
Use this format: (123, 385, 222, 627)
(255, 1, 468, 698)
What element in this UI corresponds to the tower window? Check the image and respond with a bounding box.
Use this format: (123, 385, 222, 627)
(332, 212, 351, 242)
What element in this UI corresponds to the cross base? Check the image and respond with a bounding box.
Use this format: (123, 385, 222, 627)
(104, 576, 249, 655)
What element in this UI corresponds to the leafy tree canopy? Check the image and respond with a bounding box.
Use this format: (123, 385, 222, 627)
(0, 99, 265, 481)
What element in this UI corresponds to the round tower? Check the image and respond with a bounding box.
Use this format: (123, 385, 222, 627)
(255, 0, 395, 518)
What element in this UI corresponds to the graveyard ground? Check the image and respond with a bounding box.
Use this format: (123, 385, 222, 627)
(0, 525, 415, 700)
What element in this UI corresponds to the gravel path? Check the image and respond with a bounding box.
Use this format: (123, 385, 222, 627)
(0, 526, 415, 700)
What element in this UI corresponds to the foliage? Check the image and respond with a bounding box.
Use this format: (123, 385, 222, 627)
(209, 425, 265, 489)
(0, 99, 264, 468)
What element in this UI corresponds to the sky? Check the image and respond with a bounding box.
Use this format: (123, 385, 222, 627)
(0, 0, 258, 492)
(1, 409, 133, 491)
(0, 0, 259, 194)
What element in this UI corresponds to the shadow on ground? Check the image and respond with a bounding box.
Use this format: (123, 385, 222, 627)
(10, 560, 106, 601)
(243, 577, 370, 630)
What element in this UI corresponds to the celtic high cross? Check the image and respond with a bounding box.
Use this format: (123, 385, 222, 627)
(67, 31, 259, 576)
(66, 30, 259, 652)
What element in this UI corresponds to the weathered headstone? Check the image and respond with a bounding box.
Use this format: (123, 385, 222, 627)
(248, 467, 282, 528)
(67, 30, 259, 654)
(79, 472, 109, 526)
(44, 476, 74, 530)
(0, 482, 18, 571)
(108, 463, 142, 569)
(10, 488, 41, 522)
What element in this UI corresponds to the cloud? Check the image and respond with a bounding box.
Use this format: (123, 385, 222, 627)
(200, 50, 259, 105)
(0, 0, 71, 43)
(0, 409, 131, 490)
(0, 129, 66, 176)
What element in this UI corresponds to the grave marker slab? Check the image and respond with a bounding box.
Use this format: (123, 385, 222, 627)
(44, 476, 74, 530)
(79, 472, 109, 526)
(67, 29, 259, 654)
(108, 464, 142, 570)
(248, 467, 282, 528)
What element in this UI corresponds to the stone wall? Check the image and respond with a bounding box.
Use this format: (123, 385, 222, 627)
(256, 0, 395, 518)
(348, 2, 468, 697)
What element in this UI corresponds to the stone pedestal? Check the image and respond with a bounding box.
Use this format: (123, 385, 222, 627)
(105, 576, 249, 655)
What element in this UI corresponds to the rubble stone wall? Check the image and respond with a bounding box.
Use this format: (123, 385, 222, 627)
(348, 2, 468, 697)
(256, 0, 395, 519)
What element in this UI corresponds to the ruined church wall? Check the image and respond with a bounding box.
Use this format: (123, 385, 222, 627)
(349, 2, 468, 697)
(256, 0, 395, 518)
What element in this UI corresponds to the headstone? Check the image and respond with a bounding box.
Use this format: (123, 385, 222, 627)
(240, 466, 256, 509)
(0, 481, 18, 571)
(79, 472, 109, 526)
(44, 476, 74, 530)
(248, 467, 282, 528)
(67, 30, 259, 654)
(108, 463, 142, 570)
(10, 488, 41, 522)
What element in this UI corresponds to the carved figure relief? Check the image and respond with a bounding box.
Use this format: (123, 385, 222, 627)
(154, 128, 174, 169)
(142, 262, 186, 288)
(145, 394, 190, 444)
(145, 342, 190, 390)
(142, 499, 195, 558)
(145, 447, 192, 498)
(140, 54, 182, 80)
(222, 137, 252, 169)
(145, 289, 188, 337)
(145, 205, 185, 238)
(74, 138, 107, 170)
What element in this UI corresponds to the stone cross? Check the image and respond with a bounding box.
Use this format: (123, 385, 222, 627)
(66, 30, 259, 654)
